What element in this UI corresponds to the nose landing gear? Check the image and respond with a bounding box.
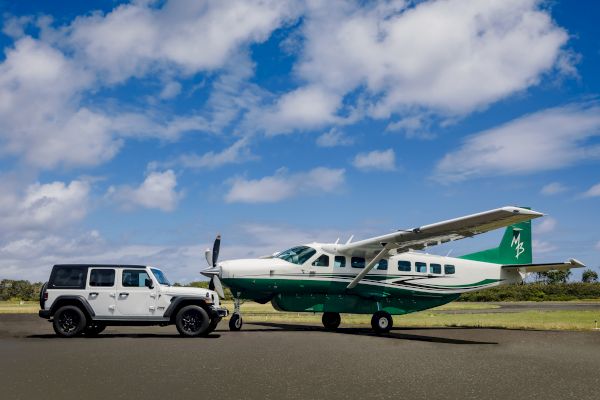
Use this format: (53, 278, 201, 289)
(229, 295, 243, 331)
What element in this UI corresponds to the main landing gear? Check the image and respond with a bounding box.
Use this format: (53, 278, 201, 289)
(322, 312, 341, 330)
(229, 295, 243, 331)
(371, 311, 393, 334)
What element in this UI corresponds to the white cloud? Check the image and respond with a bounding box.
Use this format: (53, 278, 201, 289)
(316, 128, 354, 147)
(596, 241, 600, 250)
(65, 0, 301, 83)
(225, 167, 345, 203)
(536, 217, 556, 235)
(175, 138, 256, 169)
(541, 182, 568, 195)
(159, 81, 181, 99)
(434, 104, 600, 182)
(353, 149, 396, 171)
(582, 182, 600, 198)
(533, 239, 557, 254)
(0, 179, 90, 234)
(284, 0, 569, 128)
(108, 170, 182, 211)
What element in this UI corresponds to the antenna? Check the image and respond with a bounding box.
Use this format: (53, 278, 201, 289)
(345, 235, 354, 245)
(334, 238, 340, 245)
(445, 249, 453, 257)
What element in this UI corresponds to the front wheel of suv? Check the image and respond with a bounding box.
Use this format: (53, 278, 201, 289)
(53, 305, 87, 338)
(175, 305, 210, 337)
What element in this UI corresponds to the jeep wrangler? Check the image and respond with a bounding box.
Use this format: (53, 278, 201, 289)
(39, 264, 228, 337)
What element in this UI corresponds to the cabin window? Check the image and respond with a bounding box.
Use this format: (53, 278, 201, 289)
(398, 261, 411, 272)
(276, 246, 317, 265)
(351, 257, 365, 268)
(334, 256, 346, 268)
(415, 262, 427, 273)
(312, 254, 330, 267)
(376, 259, 388, 270)
(444, 265, 456, 274)
(89, 269, 115, 287)
(430, 263, 442, 274)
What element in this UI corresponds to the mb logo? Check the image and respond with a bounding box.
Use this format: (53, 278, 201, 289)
(511, 229, 525, 259)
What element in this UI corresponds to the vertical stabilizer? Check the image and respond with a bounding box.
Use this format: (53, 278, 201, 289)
(459, 219, 532, 265)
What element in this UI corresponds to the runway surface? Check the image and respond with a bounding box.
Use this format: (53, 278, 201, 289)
(1, 314, 599, 400)
(435, 301, 600, 314)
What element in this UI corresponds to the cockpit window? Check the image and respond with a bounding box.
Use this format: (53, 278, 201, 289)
(276, 246, 317, 265)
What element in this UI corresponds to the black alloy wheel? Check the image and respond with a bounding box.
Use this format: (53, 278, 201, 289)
(53, 305, 87, 338)
(175, 305, 210, 337)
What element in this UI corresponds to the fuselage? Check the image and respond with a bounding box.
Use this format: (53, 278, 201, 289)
(218, 242, 521, 315)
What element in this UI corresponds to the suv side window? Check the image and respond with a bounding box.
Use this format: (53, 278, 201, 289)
(50, 266, 87, 289)
(89, 269, 115, 287)
(122, 270, 152, 288)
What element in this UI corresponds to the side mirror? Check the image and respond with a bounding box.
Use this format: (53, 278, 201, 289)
(145, 278, 154, 289)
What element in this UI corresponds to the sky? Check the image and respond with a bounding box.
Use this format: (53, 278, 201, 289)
(0, 0, 599, 283)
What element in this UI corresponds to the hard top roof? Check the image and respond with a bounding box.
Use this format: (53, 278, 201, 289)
(52, 264, 148, 269)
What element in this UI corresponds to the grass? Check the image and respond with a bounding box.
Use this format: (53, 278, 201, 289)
(3, 300, 599, 331)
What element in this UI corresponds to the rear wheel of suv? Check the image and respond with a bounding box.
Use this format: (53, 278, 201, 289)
(175, 305, 210, 337)
(53, 305, 87, 337)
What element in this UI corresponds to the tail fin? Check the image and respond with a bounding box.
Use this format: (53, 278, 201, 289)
(459, 219, 532, 265)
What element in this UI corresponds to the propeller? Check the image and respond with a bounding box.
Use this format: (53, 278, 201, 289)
(202, 234, 225, 299)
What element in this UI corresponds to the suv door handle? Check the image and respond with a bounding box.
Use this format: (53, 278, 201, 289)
(89, 292, 99, 296)
(119, 292, 129, 297)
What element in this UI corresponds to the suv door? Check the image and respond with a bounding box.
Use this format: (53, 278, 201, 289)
(87, 268, 117, 317)
(116, 268, 158, 317)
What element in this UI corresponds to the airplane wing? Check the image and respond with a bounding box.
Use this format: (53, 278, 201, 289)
(335, 206, 544, 289)
(502, 259, 585, 273)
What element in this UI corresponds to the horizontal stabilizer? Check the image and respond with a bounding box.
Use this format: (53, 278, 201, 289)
(502, 258, 585, 273)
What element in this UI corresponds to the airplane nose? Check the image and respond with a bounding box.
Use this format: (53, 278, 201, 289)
(201, 265, 221, 279)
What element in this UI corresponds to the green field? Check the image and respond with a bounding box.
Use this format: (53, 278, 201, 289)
(5, 300, 599, 331)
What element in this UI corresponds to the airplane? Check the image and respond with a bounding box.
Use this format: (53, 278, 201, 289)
(201, 206, 585, 333)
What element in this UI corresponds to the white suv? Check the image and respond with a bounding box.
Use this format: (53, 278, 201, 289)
(39, 264, 228, 337)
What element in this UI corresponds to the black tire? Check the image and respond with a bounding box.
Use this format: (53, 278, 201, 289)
(322, 312, 341, 330)
(175, 305, 210, 337)
(229, 313, 242, 331)
(206, 317, 221, 334)
(371, 311, 393, 334)
(84, 323, 106, 337)
(53, 305, 87, 338)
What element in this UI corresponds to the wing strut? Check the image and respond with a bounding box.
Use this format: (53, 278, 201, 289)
(346, 245, 391, 289)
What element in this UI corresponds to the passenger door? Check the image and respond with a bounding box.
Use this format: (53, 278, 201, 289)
(116, 269, 158, 317)
(87, 268, 117, 317)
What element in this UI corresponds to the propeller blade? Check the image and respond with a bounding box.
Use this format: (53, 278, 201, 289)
(212, 276, 225, 299)
(205, 249, 213, 266)
(212, 234, 221, 267)
(209, 277, 215, 291)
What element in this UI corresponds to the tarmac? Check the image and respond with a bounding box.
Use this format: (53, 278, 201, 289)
(1, 314, 599, 400)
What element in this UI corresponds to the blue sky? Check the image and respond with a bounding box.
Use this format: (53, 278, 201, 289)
(0, 0, 598, 282)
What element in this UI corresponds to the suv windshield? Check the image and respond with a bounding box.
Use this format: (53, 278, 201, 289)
(276, 246, 316, 265)
(150, 268, 171, 285)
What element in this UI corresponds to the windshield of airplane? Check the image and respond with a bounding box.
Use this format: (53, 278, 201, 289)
(151, 268, 171, 286)
(276, 246, 317, 265)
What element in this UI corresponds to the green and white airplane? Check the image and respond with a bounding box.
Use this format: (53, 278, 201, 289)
(201, 206, 585, 333)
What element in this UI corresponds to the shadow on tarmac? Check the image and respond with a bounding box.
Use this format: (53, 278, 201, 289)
(246, 322, 498, 345)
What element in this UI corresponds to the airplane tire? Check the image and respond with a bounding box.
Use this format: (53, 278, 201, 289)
(229, 313, 243, 331)
(371, 311, 393, 334)
(322, 312, 341, 330)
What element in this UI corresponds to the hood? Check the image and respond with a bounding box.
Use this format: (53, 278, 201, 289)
(162, 285, 214, 298)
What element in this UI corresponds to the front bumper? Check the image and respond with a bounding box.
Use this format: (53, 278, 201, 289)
(211, 306, 228, 318)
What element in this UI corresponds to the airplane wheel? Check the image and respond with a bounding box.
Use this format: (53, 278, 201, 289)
(371, 311, 393, 334)
(322, 312, 341, 330)
(229, 313, 243, 331)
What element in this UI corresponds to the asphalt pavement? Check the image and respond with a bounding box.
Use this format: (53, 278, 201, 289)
(1, 314, 599, 400)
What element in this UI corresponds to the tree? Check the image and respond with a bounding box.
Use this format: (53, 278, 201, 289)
(536, 270, 572, 284)
(582, 269, 599, 283)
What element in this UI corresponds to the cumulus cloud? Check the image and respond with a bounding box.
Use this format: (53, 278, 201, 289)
(268, 0, 570, 133)
(0, 179, 90, 234)
(433, 104, 600, 182)
(541, 182, 568, 196)
(533, 239, 557, 254)
(225, 167, 345, 203)
(535, 217, 557, 235)
(108, 170, 182, 211)
(316, 128, 354, 147)
(582, 183, 600, 198)
(353, 149, 396, 171)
